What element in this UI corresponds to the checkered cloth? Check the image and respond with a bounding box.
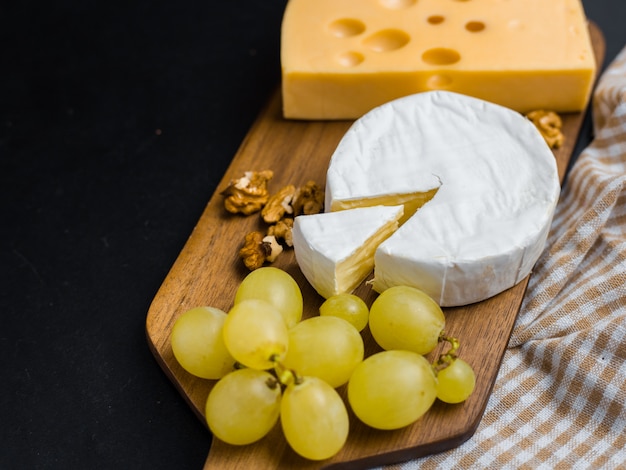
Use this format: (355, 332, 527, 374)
(390, 46, 626, 469)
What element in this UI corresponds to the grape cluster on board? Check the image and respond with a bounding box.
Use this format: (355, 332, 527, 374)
(170, 267, 476, 461)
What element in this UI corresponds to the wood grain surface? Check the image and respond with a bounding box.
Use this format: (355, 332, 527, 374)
(145, 23, 605, 470)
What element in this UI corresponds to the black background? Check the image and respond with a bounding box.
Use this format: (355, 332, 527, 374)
(2, 1, 625, 469)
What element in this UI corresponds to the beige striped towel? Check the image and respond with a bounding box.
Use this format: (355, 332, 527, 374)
(388, 45, 626, 469)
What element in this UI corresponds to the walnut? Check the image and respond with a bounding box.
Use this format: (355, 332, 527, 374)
(268, 218, 294, 247)
(292, 180, 324, 216)
(220, 170, 274, 215)
(239, 231, 269, 270)
(526, 110, 565, 149)
(239, 231, 283, 270)
(261, 185, 296, 224)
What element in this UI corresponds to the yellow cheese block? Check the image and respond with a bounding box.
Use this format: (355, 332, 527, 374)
(281, 0, 596, 120)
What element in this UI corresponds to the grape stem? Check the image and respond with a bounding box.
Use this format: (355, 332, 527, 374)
(271, 356, 303, 387)
(432, 332, 460, 374)
(265, 376, 281, 390)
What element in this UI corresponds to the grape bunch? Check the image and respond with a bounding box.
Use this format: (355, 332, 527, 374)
(170, 268, 476, 461)
(170, 267, 353, 460)
(369, 286, 476, 404)
(348, 285, 476, 431)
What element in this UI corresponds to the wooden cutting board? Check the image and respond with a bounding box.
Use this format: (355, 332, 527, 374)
(146, 23, 604, 470)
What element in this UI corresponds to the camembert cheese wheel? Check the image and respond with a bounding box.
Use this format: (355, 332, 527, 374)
(292, 205, 403, 299)
(324, 91, 561, 307)
(281, 0, 596, 120)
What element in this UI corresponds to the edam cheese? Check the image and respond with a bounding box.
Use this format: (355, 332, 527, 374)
(281, 0, 596, 119)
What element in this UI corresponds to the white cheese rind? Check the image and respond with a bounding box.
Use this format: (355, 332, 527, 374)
(325, 91, 561, 306)
(292, 205, 404, 299)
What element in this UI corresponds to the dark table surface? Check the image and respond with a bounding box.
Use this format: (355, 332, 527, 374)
(3, 1, 625, 469)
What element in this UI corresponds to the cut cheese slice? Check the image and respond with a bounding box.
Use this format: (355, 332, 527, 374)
(292, 205, 404, 299)
(281, 0, 596, 119)
(325, 90, 561, 307)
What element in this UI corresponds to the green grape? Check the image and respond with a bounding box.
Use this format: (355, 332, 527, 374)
(205, 368, 281, 445)
(282, 316, 364, 388)
(223, 299, 289, 370)
(347, 350, 437, 430)
(369, 285, 445, 355)
(281, 376, 349, 461)
(234, 267, 303, 328)
(170, 306, 235, 379)
(436, 358, 476, 404)
(319, 293, 369, 332)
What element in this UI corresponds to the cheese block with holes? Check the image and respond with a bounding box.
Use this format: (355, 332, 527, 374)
(281, 0, 596, 119)
(292, 205, 404, 299)
(325, 91, 561, 307)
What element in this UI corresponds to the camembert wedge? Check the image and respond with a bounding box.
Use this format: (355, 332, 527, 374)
(292, 205, 404, 299)
(325, 91, 561, 307)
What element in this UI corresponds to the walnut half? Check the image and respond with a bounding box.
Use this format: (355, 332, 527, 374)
(292, 180, 324, 216)
(262, 184, 296, 224)
(267, 218, 294, 247)
(239, 232, 266, 270)
(238, 231, 283, 271)
(526, 110, 564, 150)
(220, 170, 274, 215)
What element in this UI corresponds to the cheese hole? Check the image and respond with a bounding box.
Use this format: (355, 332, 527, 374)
(427, 15, 445, 25)
(336, 51, 365, 67)
(328, 18, 366, 38)
(422, 48, 461, 65)
(363, 29, 410, 52)
(465, 21, 485, 32)
(427, 74, 453, 89)
(379, 0, 417, 9)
